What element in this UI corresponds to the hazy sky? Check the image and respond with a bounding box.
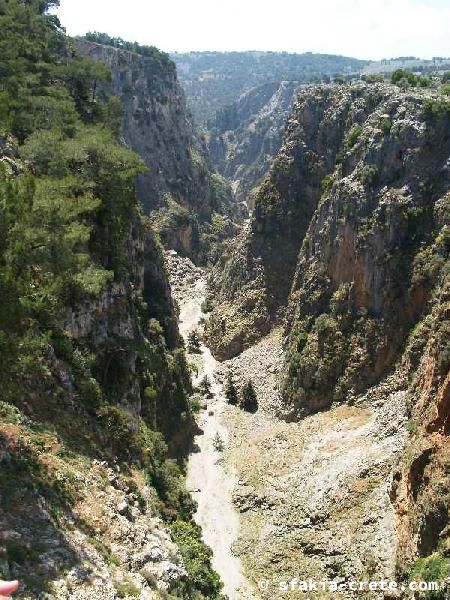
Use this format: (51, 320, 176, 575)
(56, 0, 450, 60)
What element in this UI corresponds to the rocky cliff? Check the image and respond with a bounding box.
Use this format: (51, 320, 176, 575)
(0, 8, 221, 598)
(76, 39, 235, 261)
(207, 80, 301, 206)
(205, 81, 450, 589)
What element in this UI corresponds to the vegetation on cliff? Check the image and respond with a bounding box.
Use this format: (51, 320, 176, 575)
(0, 2, 220, 597)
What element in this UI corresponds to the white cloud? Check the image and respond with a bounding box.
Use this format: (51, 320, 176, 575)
(56, 0, 450, 59)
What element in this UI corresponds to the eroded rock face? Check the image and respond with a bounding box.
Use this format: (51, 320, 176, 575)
(207, 81, 449, 590)
(392, 276, 450, 578)
(207, 81, 301, 206)
(76, 40, 235, 260)
(207, 85, 449, 408)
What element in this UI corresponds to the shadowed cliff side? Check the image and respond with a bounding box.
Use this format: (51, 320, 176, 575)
(76, 38, 237, 262)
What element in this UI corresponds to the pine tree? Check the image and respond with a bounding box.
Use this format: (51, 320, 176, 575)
(224, 373, 238, 405)
(240, 380, 258, 413)
(187, 329, 201, 353)
(199, 375, 212, 398)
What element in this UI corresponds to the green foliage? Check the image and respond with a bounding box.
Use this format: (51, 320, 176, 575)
(321, 174, 334, 193)
(115, 579, 140, 598)
(198, 375, 213, 398)
(84, 32, 173, 67)
(406, 419, 419, 435)
(360, 164, 379, 187)
(201, 298, 212, 313)
(0, 6, 218, 598)
(442, 72, 450, 83)
(240, 380, 258, 413)
(333, 74, 346, 85)
(212, 432, 224, 452)
(187, 329, 202, 353)
(362, 73, 384, 84)
(224, 373, 239, 406)
(345, 124, 363, 149)
(391, 69, 431, 89)
(380, 117, 392, 133)
(423, 97, 450, 120)
(170, 520, 223, 598)
(409, 554, 450, 599)
(442, 84, 450, 97)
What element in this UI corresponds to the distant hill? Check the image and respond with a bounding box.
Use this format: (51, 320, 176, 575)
(363, 56, 450, 75)
(171, 51, 368, 124)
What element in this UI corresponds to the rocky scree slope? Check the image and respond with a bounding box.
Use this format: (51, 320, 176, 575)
(206, 81, 450, 586)
(76, 39, 236, 262)
(207, 81, 301, 206)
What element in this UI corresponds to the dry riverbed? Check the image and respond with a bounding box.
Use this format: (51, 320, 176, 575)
(167, 251, 409, 600)
(167, 251, 255, 600)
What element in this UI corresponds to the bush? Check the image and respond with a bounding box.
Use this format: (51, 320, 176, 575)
(380, 117, 392, 134)
(240, 380, 258, 413)
(362, 73, 384, 84)
(201, 299, 212, 313)
(423, 97, 450, 120)
(170, 520, 223, 598)
(212, 432, 224, 452)
(321, 174, 334, 193)
(115, 580, 140, 598)
(409, 554, 450, 599)
(391, 69, 431, 89)
(360, 164, 379, 187)
(346, 124, 363, 149)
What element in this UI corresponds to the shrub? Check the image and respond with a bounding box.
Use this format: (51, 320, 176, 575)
(423, 97, 450, 120)
(115, 579, 140, 598)
(170, 520, 223, 598)
(321, 174, 334, 193)
(380, 117, 392, 134)
(346, 124, 363, 149)
(409, 554, 450, 599)
(362, 73, 384, 84)
(212, 432, 224, 452)
(189, 394, 202, 414)
(201, 299, 212, 313)
(96, 405, 135, 458)
(360, 165, 379, 187)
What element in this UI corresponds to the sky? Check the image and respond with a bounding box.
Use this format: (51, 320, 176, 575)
(56, 0, 450, 60)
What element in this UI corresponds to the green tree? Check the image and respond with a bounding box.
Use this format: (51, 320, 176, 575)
(187, 329, 201, 353)
(224, 372, 238, 405)
(198, 375, 213, 398)
(240, 380, 258, 413)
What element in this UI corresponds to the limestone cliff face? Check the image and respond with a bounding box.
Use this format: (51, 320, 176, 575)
(207, 85, 449, 395)
(207, 81, 301, 206)
(206, 84, 395, 359)
(76, 40, 234, 260)
(207, 82, 449, 585)
(392, 255, 450, 576)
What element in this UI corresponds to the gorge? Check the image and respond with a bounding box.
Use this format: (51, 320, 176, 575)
(0, 4, 449, 600)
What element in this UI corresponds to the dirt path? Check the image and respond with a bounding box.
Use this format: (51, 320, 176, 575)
(178, 277, 254, 600)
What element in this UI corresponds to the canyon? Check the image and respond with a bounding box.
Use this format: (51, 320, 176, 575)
(0, 7, 449, 600)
